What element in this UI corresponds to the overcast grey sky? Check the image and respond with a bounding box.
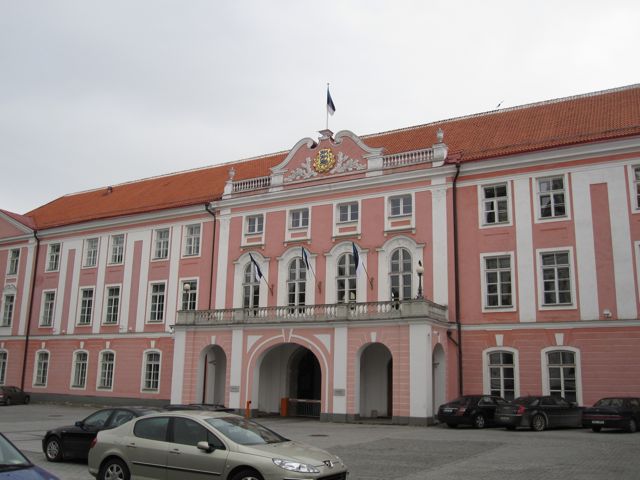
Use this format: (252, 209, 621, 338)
(1, 0, 639, 215)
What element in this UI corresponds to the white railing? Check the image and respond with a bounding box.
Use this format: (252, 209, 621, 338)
(382, 148, 435, 169)
(232, 176, 271, 193)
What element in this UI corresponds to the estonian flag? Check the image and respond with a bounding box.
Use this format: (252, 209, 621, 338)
(351, 242, 360, 271)
(249, 252, 263, 279)
(301, 246, 311, 270)
(327, 86, 336, 116)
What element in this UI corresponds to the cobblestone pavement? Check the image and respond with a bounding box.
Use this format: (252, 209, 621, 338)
(2, 403, 639, 479)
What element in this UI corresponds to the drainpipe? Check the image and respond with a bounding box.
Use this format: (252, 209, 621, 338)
(205, 204, 217, 309)
(20, 230, 40, 391)
(452, 160, 463, 395)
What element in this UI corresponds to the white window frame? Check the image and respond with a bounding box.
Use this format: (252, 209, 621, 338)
(183, 224, 201, 257)
(483, 346, 520, 401)
(481, 252, 516, 312)
(32, 350, 50, 388)
(153, 228, 171, 260)
(478, 181, 512, 227)
(141, 349, 162, 393)
(180, 278, 198, 311)
(148, 282, 167, 323)
(109, 234, 125, 265)
(70, 350, 89, 390)
(289, 208, 309, 229)
(337, 201, 359, 223)
(536, 247, 576, 310)
(628, 164, 640, 213)
(77, 287, 95, 326)
(376, 236, 424, 301)
(46, 243, 61, 272)
(1, 294, 16, 327)
(40, 290, 56, 327)
(534, 173, 571, 223)
(0, 350, 7, 385)
(96, 350, 116, 391)
(83, 238, 99, 268)
(7, 249, 20, 276)
(541, 346, 582, 405)
(388, 194, 413, 217)
(245, 214, 264, 235)
(103, 285, 121, 325)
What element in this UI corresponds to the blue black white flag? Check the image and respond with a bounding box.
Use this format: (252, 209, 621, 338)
(351, 242, 360, 271)
(327, 86, 336, 116)
(301, 246, 316, 279)
(249, 252, 263, 279)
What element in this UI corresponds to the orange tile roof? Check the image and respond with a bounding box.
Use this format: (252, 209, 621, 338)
(26, 84, 640, 230)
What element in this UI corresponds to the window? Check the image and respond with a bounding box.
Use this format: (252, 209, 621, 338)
(71, 351, 88, 388)
(181, 280, 197, 311)
(488, 351, 515, 401)
(154, 229, 170, 260)
(172, 417, 223, 448)
(246, 215, 264, 234)
(98, 351, 115, 389)
(338, 202, 359, 223)
(134, 417, 169, 441)
(0, 351, 7, 385)
(46, 243, 61, 271)
(337, 253, 356, 303)
(84, 238, 99, 268)
(183, 224, 201, 257)
(289, 208, 309, 229)
(7, 249, 20, 275)
(83, 409, 113, 428)
(1, 295, 15, 327)
(547, 350, 577, 402)
(482, 184, 509, 225)
(287, 258, 307, 309)
(243, 264, 260, 312)
(538, 176, 566, 219)
(78, 288, 94, 325)
(541, 251, 572, 305)
(34, 351, 49, 386)
(634, 166, 640, 209)
(40, 291, 55, 327)
(389, 195, 412, 217)
(484, 255, 512, 308)
(390, 248, 412, 301)
(104, 287, 120, 324)
(149, 283, 166, 322)
(142, 351, 161, 391)
(110, 235, 125, 264)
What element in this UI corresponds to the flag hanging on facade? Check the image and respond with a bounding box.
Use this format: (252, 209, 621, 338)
(302, 246, 311, 270)
(351, 242, 360, 271)
(327, 85, 336, 116)
(249, 252, 263, 279)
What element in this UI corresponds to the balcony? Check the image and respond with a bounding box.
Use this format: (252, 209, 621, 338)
(176, 299, 448, 327)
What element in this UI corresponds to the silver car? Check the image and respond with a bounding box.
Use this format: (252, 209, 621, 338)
(87, 410, 348, 480)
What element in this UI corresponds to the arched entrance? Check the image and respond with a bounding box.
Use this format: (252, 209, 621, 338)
(359, 343, 393, 418)
(432, 343, 446, 419)
(256, 343, 322, 418)
(197, 345, 227, 406)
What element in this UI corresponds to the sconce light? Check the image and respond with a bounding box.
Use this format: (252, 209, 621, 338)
(416, 260, 424, 299)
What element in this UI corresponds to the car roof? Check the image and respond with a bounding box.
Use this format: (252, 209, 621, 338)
(139, 410, 240, 420)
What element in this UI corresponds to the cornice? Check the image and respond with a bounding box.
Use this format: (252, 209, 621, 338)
(462, 319, 640, 331)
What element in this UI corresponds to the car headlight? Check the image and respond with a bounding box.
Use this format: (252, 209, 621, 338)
(272, 458, 320, 473)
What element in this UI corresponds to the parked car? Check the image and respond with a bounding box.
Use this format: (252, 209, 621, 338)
(42, 406, 158, 462)
(88, 410, 348, 480)
(0, 386, 30, 405)
(164, 403, 234, 412)
(437, 395, 508, 428)
(0, 432, 59, 479)
(496, 395, 583, 431)
(582, 397, 640, 433)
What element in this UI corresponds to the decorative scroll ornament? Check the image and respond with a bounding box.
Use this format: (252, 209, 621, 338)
(330, 151, 366, 174)
(285, 150, 366, 182)
(313, 148, 336, 173)
(285, 158, 318, 181)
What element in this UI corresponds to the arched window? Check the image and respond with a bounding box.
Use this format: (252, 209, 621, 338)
(287, 258, 306, 309)
(546, 350, 577, 402)
(72, 351, 88, 388)
(390, 248, 412, 301)
(243, 264, 260, 311)
(488, 351, 515, 401)
(337, 253, 356, 303)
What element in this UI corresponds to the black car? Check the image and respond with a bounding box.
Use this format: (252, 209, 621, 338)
(0, 386, 30, 405)
(0, 432, 60, 479)
(496, 395, 582, 431)
(437, 395, 507, 428)
(582, 397, 640, 433)
(42, 406, 158, 462)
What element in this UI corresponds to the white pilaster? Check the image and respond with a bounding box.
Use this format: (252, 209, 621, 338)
(431, 183, 448, 305)
(332, 326, 348, 414)
(409, 323, 431, 419)
(215, 213, 231, 309)
(514, 178, 536, 322)
(18, 241, 35, 336)
(170, 329, 186, 403)
(228, 329, 243, 409)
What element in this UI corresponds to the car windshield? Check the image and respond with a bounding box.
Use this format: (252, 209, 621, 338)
(513, 397, 539, 406)
(448, 396, 475, 406)
(0, 435, 31, 471)
(205, 417, 288, 445)
(594, 398, 624, 407)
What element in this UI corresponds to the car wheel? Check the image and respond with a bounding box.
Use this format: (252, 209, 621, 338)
(23, 395, 30, 405)
(229, 469, 263, 480)
(531, 414, 546, 432)
(473, 414, 486, 429)
(99, 458, 130, 480)
(44, 436, 63, 462)
(5, 397, 11, 406)
(446, 423, 457, 428)
(591, 426, 602, 433)
(627, 419, 637, 433)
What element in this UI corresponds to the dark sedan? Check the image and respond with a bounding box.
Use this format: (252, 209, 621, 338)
(582, 397, 640, 433)
(0, 386, 30, 405)
(42, 406, 157, 462)
(496, 395, 583, 431)
(437, 395, 507, 428)
(0, 432, 59, 479)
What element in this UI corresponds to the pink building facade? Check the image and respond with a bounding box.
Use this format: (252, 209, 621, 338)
(1, 85, 640, 423)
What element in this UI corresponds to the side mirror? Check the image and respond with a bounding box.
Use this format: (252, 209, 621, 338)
(197, 441, 214, 453)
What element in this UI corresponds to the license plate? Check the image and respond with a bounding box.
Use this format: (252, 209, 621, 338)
(500, 416, 510, 421)
(591, 420, 605, 424)
(444, 408, 454, 413)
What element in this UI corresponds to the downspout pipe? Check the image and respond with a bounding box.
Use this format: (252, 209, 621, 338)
(452, 160, 463, 395)
(20, 230, 40, 391)
(205, 204, 217, 310)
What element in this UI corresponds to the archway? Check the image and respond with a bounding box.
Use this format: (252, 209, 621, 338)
(197, 345, 227, 406)
(432, 343, 446, 418)
(359, 343, 393, 418)
(256, 343, 322, 417)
